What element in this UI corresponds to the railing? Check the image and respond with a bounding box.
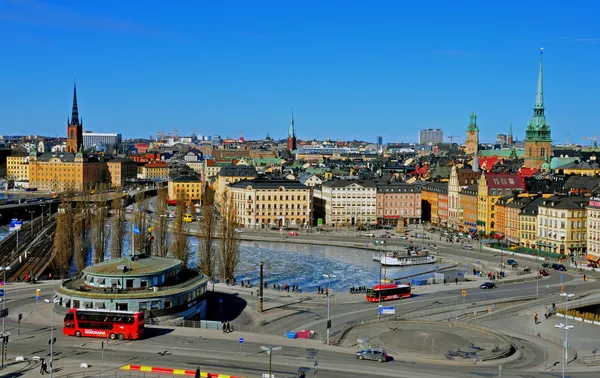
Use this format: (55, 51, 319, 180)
(579, 355, 600, 365)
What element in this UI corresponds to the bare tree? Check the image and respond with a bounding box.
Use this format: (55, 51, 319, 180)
(197, 186, 217, 277)
(91, 201, 109, 263)
(170, 191, 190, 267)
(52, 193, 74, 278)
(110, 197, 126, 259)
(72, 194, 90, 272)
(153, 188, 169, 257)
(133, 193, 148, 254)
(218, 189, 240, 280)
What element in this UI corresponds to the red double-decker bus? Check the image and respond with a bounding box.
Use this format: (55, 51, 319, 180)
(63, 308, 145, 340)
(366, 283, 411, 302)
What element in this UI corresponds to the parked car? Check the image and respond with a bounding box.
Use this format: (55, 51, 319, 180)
(381, 234, 391, 238)
(364, 233, 375, 237)
(506, 259, 518, 268)
(479, 282, 496, 289)
(462, 245, 473, 250)
(552, 263, 567, 271)
(235, 228, 244, 233)
(355, 348, 388, 362)
(541, 262, 551, 269)
(398, 235, 409, 240)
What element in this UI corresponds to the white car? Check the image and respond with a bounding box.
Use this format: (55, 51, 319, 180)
(364, 233, 375, 237)
(398, 235, 408, 240)
(235, 228, 244, 233)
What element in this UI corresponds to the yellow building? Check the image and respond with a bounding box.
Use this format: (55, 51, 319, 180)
(586, 196, 600, 265)
(519, 198, 542, 249)
(168, 176, 203, 203)
(506, 196, 535, 245)
(477, 172, 526, 236)
(6, 155, 30, 181)
(215, 165, 256, 203)
(555, 161, 600, 177)
(29, 151, 100, 191)
(229, 179, 312, 229)
(142, 161, 169, 180)
(537, 195, 588, 256)
(105, 158, 137, 189)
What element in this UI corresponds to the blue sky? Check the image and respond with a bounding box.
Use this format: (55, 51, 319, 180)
(1, 0, 599, 144)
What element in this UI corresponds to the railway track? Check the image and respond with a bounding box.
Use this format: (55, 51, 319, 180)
(0, 215, 48, 267)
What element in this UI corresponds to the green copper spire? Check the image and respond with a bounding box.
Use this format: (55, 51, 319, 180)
(509, 122, 513, 138)
(525, 49, 551, 142)
(288, 106, 295, 138)
(467, 109, 479, 132)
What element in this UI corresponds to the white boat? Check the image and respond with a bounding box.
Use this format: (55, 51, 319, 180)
(373, 251, 437, 266)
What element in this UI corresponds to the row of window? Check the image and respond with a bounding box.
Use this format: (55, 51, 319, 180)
(377, 202, 420, 207)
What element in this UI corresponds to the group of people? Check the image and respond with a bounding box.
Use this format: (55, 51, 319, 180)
(472, 269, 502, 281)
(39, 359, 50, 375)
(271, 283, 300, 293)
(222, 321, 233, 333)
(317, 286, 329, 296)
(349, 286, 367, 294)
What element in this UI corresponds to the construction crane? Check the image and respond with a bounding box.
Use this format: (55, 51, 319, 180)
(582, 135, 598, 148)
(172, 128, 179, 139)
(447, 136, 461, 144)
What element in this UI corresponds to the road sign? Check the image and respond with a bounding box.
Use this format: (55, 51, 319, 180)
(0, 289, 4, 297)
(378, 306, 395, 315)
(35, 289, 40, 297)
(462, 290, 467, 297)
(239, 338, 244, 343)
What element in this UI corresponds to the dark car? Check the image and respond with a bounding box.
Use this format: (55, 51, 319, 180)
(506, 259, 518, 268)
(541, 262, 551, 269)
(355, 348, 388, 362)
(381, 234, 391, 238)
(479, 282, 496, 289)
(552, 263, 567, 271)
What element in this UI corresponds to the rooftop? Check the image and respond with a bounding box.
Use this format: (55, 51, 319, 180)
(229, 179, 308, 190)
(84, 255, 181, 277)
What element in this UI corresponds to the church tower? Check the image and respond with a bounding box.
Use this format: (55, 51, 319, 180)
(524, 49, 552, 170)
(286, 107, 297, 152)
(465, 110, 479, 156)
(66, 83, 83, 153)
(507, 122, 514, 146)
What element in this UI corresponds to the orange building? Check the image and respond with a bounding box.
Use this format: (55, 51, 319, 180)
(421, 182, 447, 226)
(142, 161, 169, 180)
(494, 195, 513, 236)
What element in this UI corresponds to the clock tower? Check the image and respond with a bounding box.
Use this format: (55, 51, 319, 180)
(465, 110, 479, 156)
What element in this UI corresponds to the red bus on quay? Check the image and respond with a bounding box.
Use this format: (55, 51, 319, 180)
(366, 283, 411, 302)
(63, 308, 145, 340)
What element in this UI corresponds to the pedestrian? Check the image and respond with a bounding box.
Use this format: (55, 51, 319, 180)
(195, 366, 201, 378)
(227, 321, 232, 333)
(222, 321, 227, 333)
(325, 288, 329, 296)
(534, 314, 538, 324)
(455, 277, 458, 285)
(40, 359, 45, 375)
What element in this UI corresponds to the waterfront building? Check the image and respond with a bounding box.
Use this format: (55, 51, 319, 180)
(6, 154, 30, 182)
(228, 179, 312, 228)
(477, 173, 526, 235)
(465, 111, 479, 156)
(167, 175, 202, 203)
(215, 165, 257, 202)
(142, 161, 169, 180)
(537, 195, 588, 256)
(29, 150, 100, 191)
(53, 254, 208, 322)
(586, 196, 600, 265)
(375, 182, 421, 225)
(314, 179, 377, 227)
(524, 50, 552, 170)
(105, 157, 137, 188)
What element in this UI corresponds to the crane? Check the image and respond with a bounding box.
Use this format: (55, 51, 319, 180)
(447, 136, 461, 144)
(582, 135, 598, 148)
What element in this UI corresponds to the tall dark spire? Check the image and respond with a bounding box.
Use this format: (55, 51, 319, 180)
(71, 82, 79, 125)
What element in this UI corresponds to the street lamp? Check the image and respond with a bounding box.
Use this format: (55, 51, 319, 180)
(555, 292, 575, 378)
(44, 297, 60, 378)
(260, 346, 281, 378)
(0, 266, 11, 334)
(322, 273, 336, 345)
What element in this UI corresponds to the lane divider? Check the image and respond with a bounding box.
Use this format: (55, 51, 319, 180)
(120, 364, 243, 378)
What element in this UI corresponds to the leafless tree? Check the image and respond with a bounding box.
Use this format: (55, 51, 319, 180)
(91, 201, 109, 263)
(110, 197, 126, 259)
(52, 192, 75, 278)
(218, 189, 240, 280)
(153, 188, 169, 257)
(197, 186, 217, 277)
(72, 193, 90, 272)
(133, 193, 148, 254)
(170, 191, 190, 267)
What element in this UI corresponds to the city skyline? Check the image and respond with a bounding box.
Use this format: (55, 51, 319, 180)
(1, 1, 600, 143)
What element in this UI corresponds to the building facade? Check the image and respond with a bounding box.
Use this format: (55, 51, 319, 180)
(83, 132, 122, 152)
(314, 180, 377, 226)
(142, 161, 169, 180)
(448, 167, 481, 231)
(168, 176, 203, 203)
(419, 128, 443, 146)
(537, 195, 588, 256)
(460, 184, 478, 233)
(228, 179, 311, 228)
(586, 196, 600, 266)
(376, 182, 422, 225)
(29, 151, 100, 191)
(524, 51, 552, 170)
(477, 173, 526, 235)
(215, 165, 257, 202)
(105, 158, 137, 188)
(6, 155, 30, 181)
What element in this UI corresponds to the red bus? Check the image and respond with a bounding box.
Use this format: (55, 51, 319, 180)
(366, 283, 411, 302)
(63, 308, 145, 340)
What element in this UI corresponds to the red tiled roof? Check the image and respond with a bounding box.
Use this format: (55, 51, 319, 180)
(479, 156, 499, 171)
(484, 173, 525, 190)
(517, 167, 538, 178)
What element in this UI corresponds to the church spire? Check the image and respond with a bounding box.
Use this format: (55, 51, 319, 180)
(288, 106, 295, 138)
(535, 48, 544, 109)
(71, 82, 80, 125)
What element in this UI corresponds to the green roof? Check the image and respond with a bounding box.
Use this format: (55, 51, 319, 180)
(478, 149, 524, 157)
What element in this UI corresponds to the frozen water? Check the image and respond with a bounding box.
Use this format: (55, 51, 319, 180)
(0, 222, 449, 290)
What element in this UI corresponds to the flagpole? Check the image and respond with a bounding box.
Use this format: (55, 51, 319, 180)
(132, 224, 134, 254)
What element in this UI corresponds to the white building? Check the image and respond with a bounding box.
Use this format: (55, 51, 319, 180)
(313, 179, 377, 226)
